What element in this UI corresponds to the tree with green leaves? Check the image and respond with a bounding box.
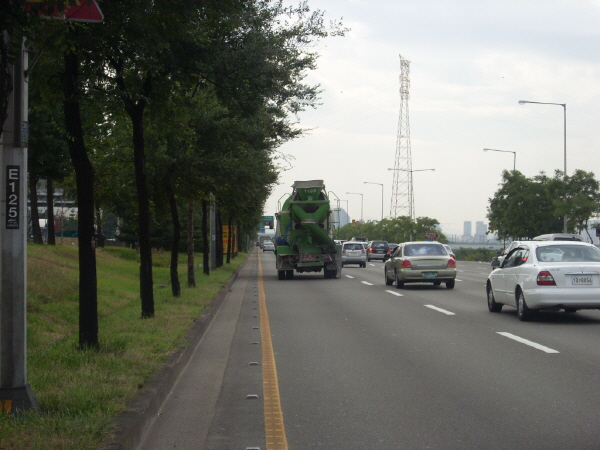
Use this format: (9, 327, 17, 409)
(337, 216, 446, 243)
(487, 169, 600, 240)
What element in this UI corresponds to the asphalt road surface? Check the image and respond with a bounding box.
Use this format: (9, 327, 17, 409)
(138, 250, 600, 449)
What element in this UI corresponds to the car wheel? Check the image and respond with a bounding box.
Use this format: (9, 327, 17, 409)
(361, 262, 366, 268)
(385, 268, 393, 286)
(517, 289, 533, 321)
(446, 279, 455, 289)
(395, 271, 404, 289)
(486, 283, 502, 312)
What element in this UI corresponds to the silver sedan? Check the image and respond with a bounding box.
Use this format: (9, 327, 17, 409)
(384, 241, 457, 289)
(486, 240, 600, 321)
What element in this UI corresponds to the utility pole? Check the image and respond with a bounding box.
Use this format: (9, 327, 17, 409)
(0, 35, 39, 412)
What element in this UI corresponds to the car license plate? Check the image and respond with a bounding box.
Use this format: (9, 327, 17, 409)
(571, 275, 592, 285)
(423, 272, 437, 279)
(301, 254, 318, 262)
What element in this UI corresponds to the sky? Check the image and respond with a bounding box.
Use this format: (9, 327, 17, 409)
(263, 0, 600, 237)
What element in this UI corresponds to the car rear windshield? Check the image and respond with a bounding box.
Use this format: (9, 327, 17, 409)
(344, 243, 364, 250)
(536, 245, 600, 263)
(370, 241, 388, 248)
(404, 244, 446, 256)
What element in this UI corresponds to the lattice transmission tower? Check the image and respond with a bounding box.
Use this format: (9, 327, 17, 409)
(390, 55, 413, 220)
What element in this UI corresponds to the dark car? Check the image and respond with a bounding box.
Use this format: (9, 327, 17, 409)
(366, 241, 389, 262)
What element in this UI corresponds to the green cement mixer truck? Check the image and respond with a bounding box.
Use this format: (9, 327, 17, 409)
(274, 180, 342, 280)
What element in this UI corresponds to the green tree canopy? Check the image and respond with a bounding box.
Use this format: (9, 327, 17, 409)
(487, 169, 600, 240)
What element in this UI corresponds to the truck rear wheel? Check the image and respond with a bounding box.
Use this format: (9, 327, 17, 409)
(286, 270, 294, 280)
(278, 270, 285, 280)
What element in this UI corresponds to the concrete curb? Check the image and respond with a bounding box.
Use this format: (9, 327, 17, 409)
(101, 254, 252, 450)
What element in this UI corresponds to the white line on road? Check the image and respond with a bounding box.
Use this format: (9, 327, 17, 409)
(345, 275, 355, 279)
(361, 281, 373, 285)
(456, 279, 463, 282)
(385, 290, 403, 296)
(497, 332, 559, 354)
(425, 305, 455, 315)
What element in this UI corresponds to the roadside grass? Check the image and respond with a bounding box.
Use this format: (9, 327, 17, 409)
(0, 244, 249, 450)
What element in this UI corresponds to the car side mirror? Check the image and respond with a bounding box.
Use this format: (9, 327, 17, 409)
(491, 258, 500, 268)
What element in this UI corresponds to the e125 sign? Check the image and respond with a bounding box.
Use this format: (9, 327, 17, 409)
(6, 165, 20, 229)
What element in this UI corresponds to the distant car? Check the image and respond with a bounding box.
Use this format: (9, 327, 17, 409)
(486, 240, 600, 321)
(262, 241, 275, 252)
(443, 244, 455, 259)
(366, 240, 389, 261)
(342, 241, 367, 267)
(384, 241, 457, 289)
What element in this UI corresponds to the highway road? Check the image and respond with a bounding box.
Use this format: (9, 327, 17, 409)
(139, 250, 600, 450)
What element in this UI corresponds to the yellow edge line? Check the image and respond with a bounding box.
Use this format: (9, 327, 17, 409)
(258, 252, 289, 450)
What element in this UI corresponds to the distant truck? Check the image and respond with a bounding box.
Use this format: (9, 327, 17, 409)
(274, 180, 341, 280)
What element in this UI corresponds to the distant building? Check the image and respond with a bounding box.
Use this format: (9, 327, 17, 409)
(475, 221, 488, 243)
(333, 208, 350, 228)
(462, 221, 473, 242)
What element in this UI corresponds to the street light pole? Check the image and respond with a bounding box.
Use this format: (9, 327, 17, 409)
(346, 192, 363, 223)
(364, 182, 384, 221)
(483, 148, 516, 171)
(518, 100, 567, 232)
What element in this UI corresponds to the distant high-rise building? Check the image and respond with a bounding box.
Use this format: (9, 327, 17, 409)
(463, 221, 472, 236)
(475, 221, 488, 243)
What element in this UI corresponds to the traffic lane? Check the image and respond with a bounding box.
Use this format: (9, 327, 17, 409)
(342, 258, 600, 371)
(263, 259, 600, 448)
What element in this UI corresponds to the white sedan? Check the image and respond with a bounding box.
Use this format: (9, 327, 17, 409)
(486, 240, 600, 321)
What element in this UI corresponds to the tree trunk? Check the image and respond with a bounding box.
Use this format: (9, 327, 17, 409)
(166, 178, 181, 297)
(46, 178, 55, 245)
(29, 175, 43, 244)
(62, 49, 98, 349)
(130, 106, 154, 317)
(202, 198, 209, 275)
(187, 199, 196, 287)
(112, 61, 154, 317)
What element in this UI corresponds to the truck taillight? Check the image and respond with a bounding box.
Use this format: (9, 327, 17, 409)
(447, 259, 456, 268)
(401, 259, 412, 268)
(537, 271, 556, 286)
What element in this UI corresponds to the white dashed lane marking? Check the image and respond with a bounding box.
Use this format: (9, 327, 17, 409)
(385, 290, 403, 297)
(497, 332, 559, 354)
(425, 305, 455, 315)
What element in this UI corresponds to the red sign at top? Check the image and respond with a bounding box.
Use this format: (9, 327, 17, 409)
(27, 0, 104, 23)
